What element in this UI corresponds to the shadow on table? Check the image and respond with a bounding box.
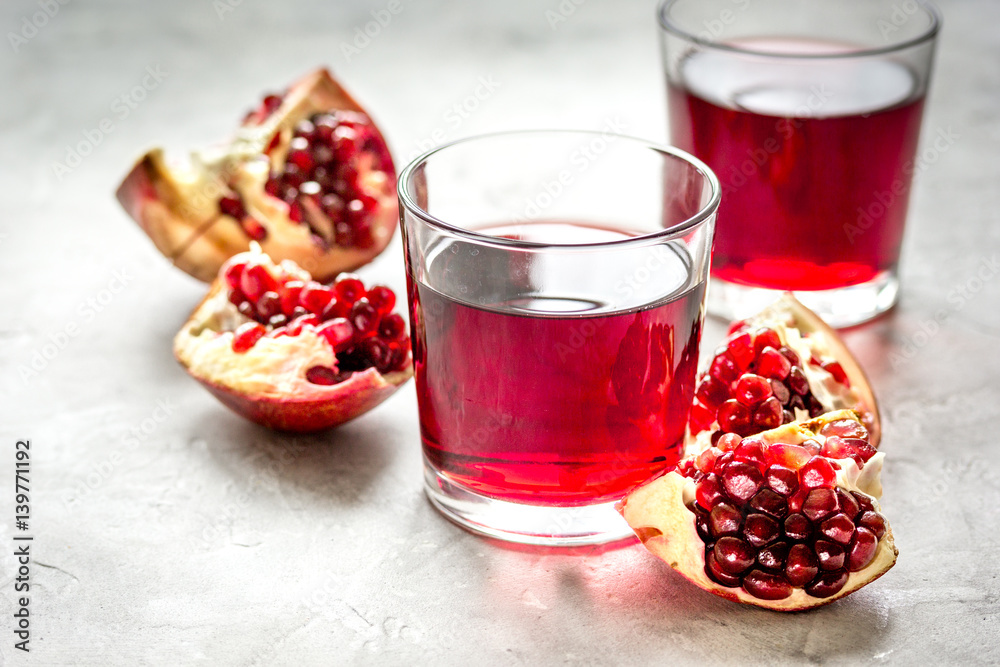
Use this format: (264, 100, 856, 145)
(187, 408, 399, 508)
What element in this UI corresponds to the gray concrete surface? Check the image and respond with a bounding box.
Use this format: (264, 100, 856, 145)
(1, 0, 998, 664)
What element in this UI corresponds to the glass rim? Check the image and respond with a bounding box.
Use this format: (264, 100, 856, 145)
(396, 129, 721, 251)
(657, 0, 941, 60)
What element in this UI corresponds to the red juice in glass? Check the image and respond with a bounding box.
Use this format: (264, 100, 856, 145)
(409, 222, 705, 506)
(669, 39, 926, 293)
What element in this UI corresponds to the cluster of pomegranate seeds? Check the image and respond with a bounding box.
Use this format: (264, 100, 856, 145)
(222, 259, 409, 382)
(218, 194, 267, 241)
(263, 110, 392, 250)
(690, 325, 848, 439)
(684, 419, 885, 601)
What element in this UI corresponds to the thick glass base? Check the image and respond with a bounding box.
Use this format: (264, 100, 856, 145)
(707, 270, 899, 328)
(423, 464, 636, 547)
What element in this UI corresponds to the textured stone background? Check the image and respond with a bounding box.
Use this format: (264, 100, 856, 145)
(1, 0, 998, 664)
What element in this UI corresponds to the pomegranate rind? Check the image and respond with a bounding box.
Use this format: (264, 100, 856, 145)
(619, 410, 897, 611)
(116, 67, 397, 283)
(748, 294, 881, 447)
(173, 253, 411, 433)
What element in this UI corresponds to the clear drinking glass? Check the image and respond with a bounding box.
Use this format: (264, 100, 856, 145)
(398, 130, 719, 545)
(659, 0, 940, 327)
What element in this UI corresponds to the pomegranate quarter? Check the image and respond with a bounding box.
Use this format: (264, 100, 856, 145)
(117, 68, 397, 283)
(174, 245, 411, 432)
(689, 294, 880, 449)
(619, 410, 897, 610)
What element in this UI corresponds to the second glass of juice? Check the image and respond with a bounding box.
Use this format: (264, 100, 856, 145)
(398, 131, 719, 546)
(659, 0, 940, 327)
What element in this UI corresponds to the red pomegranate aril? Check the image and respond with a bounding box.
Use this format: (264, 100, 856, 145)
(852, 491, 876, 513)
(822, 360, 849, 385)
(769, 378, 791, 405)
(269, 314, 288, 328)
(778, 346, 800, 366)
(819, 513, 856, 545)
(727, 330, 755, 370)
(757, 541, 790, 571)
(241, 263, 278, 303)
(695, 512, 712, 543)
(378, 313, 407, 341)
(849, 439, 878, 463)
(735, 373, 773, 406)
(721, 461, 764, 503)
(286, 314, 320, 336)
(801, 438, 822, 456)
(753, 397, 783, 429)
(765, 464, 799, 497)
(280, 281, 305, 314)
(689, 401, 714, 433)
(366, 285, 396, 314)
(316, 318, 354, 351)
(299, 283, 335, 315)
(706, 549, 743, 587)
(224, 262, 245, 291)
(768, 444, 812, 469)
(847, 527, 878, 571)
(757, 346, 792, 380)
(334, 275, 366, 303)
(814, 540, 846, 571)
(743, 513, 780, 548)
(749, 488, 788, 518)
(350, 299, 379, 336)
(714, 536, 755, 575)
(241, 218, 267, 241)
(305, 365, 338, 386)
(256, 291, 282, 320)
(287, 147, 314, 172)
(696, 376, 730, 408)
(734, 440, 766, 467)
(752, 328, 782, 354)
(232, 322, 266, 353)
(799, 457, 837, 490)
(802, 488, 840, 522)
(741, 569, 792, 600)
(805, 569, 849, 598)
(857, 511, 887, 540)
(787, 367, 810, 395)
(219, 195, 246, 219)
(696, 474, 724, 511)
(708, 502, 742, 537)
(717, 432, 742, 452)
(718, 400, 752, 435)
(228, 288, 246, 307)
(784, 543, 820, 586)
(695, 447, 721, 473)
(784, 513, 812, 541)
(237, 301, 255, 319)
(709, 352, 740, 385)
(836, 489, 861, 521)
(361, 337, 393, 373)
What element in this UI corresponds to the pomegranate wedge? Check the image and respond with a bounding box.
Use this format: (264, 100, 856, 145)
(619, 410, 897, 611)
(118, 68, 397, 283)
(174, 245, 411, 432)
(690, 294, 880, 448)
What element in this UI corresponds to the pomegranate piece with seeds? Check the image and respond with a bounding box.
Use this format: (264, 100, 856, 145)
(117, 68, 397, 283)
(619, 410, 897, 611)
(174, 244, 411, 432)
(688, 294, 880, 449)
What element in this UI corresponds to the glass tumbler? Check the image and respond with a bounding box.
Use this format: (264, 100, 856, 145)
(398, 130, 719, 545)
(659, 0, 940, 326)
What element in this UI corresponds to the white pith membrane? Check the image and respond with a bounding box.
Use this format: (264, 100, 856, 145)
(173, 246, 409, 400)
(620, 410, 897, 611)
(118, 69, 396, 282)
